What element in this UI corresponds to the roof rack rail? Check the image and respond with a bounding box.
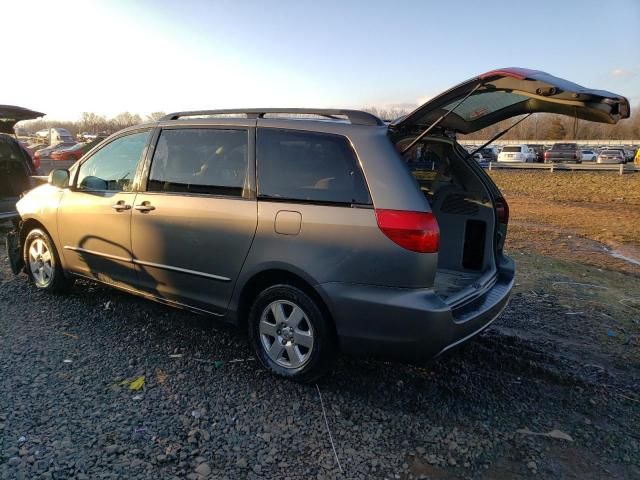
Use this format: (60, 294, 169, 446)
(160, 108, 384, 126)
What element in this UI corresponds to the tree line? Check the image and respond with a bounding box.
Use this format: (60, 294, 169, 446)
(17, 112, 167, 137)
(18, 107, 640, 141)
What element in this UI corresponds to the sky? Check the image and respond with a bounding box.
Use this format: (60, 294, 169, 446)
(3, 0, 640, 120)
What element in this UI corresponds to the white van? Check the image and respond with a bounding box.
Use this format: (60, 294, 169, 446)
(35, 128, 74, 145)
(497, 145, 534, 162)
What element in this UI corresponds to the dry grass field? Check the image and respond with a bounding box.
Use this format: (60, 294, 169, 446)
(490, 170, 640, 381)
(490, 171, 640, 274)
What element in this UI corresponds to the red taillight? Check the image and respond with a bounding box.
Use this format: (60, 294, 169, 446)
(544, 151, 550, 158)
(375, 209, 439, 253)
(495, 197, 509, 225)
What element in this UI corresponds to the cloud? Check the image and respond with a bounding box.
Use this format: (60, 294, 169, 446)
(610, 68, 635, 79)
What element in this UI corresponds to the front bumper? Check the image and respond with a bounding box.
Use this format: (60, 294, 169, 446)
(317, 256, 515, 363)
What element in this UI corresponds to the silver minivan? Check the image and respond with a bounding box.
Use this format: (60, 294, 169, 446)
(7, 68, 630, 381)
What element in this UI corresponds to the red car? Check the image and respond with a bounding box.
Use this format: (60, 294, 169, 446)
(50, 143, 85, 161)
(18, 141, 41, 169)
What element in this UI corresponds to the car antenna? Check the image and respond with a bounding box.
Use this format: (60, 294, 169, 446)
(400, 83, 483, 155)
(466, 113, 533, 160)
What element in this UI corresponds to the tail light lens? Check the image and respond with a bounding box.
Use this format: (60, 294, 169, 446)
(544, 151, 550, 158)
(375, 209, 439, 253)
(495, 197, 509, 225)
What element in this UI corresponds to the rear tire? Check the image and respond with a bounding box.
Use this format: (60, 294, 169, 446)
(24, 228, 73, 293)
(248, 284, 335, 383)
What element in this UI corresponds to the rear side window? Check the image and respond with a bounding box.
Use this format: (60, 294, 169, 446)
(148, 129, 247, 196)
(257, 129, 370, 205)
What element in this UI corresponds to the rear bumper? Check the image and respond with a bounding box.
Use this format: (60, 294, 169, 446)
(317, 256, 515, 363)
(547, 157, 580, 163)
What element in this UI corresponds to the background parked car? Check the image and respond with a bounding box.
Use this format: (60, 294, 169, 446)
(623, 149, 635, 162)
(526, 144, 544, 162)
(50, 143, 86, 161)
(581, 149, 598, 161)
(603, 148, 629, 163)
(597, 149, 626, 164)
(497, 145, 534, 162)
(50, 138, 102, 161)
(544, 143, 582, 163)
(479, 147, 498, 162)
(34, 142, 77, 163)
(17, 141, 44, 169)
(78, 132, 101, 141)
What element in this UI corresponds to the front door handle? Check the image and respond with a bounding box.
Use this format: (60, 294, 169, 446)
(134, 201, 155, 212)
(111, 201, 131, 212)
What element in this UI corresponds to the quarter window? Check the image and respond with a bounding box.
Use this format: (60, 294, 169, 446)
(257, 129, 370, 205)
(76, 130, 150, 191)
(148, 129, 248, 196)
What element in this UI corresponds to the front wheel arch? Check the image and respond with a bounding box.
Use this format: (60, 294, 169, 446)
(23, 227, 73, 292)
(20, 219, 69, 273)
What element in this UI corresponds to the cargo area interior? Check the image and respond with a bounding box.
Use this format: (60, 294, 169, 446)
(402, 137, 497, 303)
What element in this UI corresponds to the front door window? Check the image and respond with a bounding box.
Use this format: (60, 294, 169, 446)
(76, 131, 150, 191)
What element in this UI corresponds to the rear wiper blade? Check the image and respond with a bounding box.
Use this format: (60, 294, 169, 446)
(465, 113, 533, 160)
(400, 83, 483, 155)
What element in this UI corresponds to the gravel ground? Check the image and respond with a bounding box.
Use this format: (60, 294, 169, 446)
(1, 238, 639, 479)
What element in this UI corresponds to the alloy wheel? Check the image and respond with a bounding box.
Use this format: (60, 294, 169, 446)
(28, 238, 53, 287)
(259, 300, 314, 369)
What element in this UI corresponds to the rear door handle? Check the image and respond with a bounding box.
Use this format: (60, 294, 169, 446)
(134, 202, 155, 212)
(111, 201, 131, 212)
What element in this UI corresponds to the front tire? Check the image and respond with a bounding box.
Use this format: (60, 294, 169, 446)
(248, 284, 335, 383)
(24, 228, 73, 293)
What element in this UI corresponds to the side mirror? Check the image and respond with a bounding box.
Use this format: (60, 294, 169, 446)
(48, 169, 70, 188)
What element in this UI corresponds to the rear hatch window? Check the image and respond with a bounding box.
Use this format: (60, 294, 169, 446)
(391, 68, 630, 135)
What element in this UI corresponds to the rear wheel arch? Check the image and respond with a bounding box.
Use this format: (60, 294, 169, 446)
(235, 269, 338, 341)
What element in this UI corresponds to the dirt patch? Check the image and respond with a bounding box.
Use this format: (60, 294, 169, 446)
(506, 195, 640, 248)
(489, 170, 640, 275)
(506, 221, 640, 277)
